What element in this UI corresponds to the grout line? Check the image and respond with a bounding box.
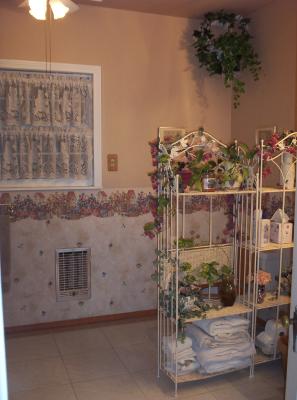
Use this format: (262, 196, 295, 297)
(100, 324, 134, 374)
(52, 332, 80, 400)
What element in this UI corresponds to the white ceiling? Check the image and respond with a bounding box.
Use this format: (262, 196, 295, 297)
(77, 0, 274, 18)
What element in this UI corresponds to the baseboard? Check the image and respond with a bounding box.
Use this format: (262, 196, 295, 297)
(5, 309, 157, 335)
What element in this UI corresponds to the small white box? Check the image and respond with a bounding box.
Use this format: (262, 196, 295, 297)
(253, 219, 271, 246)
(270, 222, 293, 244)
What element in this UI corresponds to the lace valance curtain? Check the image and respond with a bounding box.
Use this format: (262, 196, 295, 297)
(0, 70, 94, 184)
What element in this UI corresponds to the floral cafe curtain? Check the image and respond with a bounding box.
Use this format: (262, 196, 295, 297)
(0, 70, 94, 185)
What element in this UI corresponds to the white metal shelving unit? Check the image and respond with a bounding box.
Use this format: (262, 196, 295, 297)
(156, 129, 296, 395)
(252, 136, 296, 365)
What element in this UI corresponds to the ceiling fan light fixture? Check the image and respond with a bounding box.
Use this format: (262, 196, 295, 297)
(28, 0, 47, 20)
(49, 0, 69, 19)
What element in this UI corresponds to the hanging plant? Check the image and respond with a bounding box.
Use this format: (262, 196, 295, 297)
(193, 10, 261, 108)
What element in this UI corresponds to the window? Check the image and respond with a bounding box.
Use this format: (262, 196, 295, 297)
(0, 60, 101, 189)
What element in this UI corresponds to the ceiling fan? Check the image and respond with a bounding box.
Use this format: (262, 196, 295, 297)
(21, 0, 103, 20)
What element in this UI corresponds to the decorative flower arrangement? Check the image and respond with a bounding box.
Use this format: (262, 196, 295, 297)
(193, 10, 261, 108)
(144, 128, 297, 239)
(257, 270, 272, 286)
(247, 270, 271, 286)
(261, 130, 297, 177)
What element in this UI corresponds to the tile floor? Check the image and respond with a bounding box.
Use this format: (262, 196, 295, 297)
(5, 318, 285, 400)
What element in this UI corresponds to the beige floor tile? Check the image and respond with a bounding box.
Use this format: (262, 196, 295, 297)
(227, 369, 264, 386)
(54, 326, 112, 356)
(235, 379, 282, 400)
(6, 334, 59, 362)
(9, 383, 76, 400)
(63, 347, 126, 383)
(114, 340, 156, 373)
(255, 362, 285, 386)
(73, 373, 147, 400)
(181, 394, 218, 400)
(102, 320, 153, 346)
(8, 357, 69, 393)
(132, 369, 225, 400)
(261, 395, 284, 400)
(211, 386, 249, 400)
(178, 377, 233, 399)
(131, 369, 174, 400)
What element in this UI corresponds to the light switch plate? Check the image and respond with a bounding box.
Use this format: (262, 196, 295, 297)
(107, 154, 118, 171)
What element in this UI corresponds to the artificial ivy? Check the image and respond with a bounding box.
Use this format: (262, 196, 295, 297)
(193, 10, 261, 108)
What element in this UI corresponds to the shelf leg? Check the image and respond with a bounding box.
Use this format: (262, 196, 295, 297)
(174, 381, 178, 398)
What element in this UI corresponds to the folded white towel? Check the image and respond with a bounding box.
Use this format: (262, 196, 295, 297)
(170, 348, 197, 362)
(195, 340, 255, 365)
(186, 325, 250, 349)
(199, 357, 251, 374)
(193, 317, 249, 337)
(166, 360, 200, 376)
(162, 336, 192, 354)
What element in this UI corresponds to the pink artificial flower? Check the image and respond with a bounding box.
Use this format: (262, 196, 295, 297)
(257, 270, 272, 286)
(287, 147, 297, 156)
(262, 167, 272, 177)
(203, 152, 213, 161)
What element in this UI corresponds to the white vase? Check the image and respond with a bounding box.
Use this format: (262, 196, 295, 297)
(280, 153, 295, 189)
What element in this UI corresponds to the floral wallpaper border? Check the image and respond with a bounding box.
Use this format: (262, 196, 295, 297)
(0, 190, 153, 221)
(0, 190, 291, 223)
(0, 190, 234, 223)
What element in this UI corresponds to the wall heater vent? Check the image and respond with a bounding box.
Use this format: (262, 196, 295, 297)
(56, 248, 91, 301)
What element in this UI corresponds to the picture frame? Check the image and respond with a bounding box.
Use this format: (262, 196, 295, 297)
(158, 126, 186, 142)
(255, 126, 276, 145)
(0, 59, 102, 190)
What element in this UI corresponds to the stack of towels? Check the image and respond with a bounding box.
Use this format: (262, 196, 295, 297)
(256, 319, 287, 355)
(163, 336, 199, 375)
(185, 316, 255, 374)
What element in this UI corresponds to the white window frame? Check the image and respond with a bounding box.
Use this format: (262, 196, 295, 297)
(0, 59, 102, 190)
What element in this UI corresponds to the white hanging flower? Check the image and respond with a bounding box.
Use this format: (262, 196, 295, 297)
(278, 142, 285, 151)
(292, 138, 297, 145)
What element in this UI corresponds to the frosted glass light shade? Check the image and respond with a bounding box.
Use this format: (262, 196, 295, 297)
(49, 0, 69, 19)
(28, 0, 47, 20)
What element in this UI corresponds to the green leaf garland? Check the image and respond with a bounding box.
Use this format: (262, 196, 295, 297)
(193, 10, 261, 108)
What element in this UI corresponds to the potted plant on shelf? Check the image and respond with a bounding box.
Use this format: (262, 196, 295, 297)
(188, 149, 217, 192)
(198, 261, 219, 301)
(219, 265, 237, 307)
(216, 143, 249, 190)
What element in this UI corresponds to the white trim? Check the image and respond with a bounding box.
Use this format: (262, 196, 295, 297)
(0, 264, 8, 400)
(0, 59, 102, 190)
(0, 186, 102, 192)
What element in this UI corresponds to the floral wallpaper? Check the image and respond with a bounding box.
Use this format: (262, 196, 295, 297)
(0, 190, 153, 221)
(2, 187, 291, 327)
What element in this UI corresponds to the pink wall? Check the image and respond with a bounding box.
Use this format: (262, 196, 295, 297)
(231, 0, 297, 145)
(0, 4, 232, 188)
